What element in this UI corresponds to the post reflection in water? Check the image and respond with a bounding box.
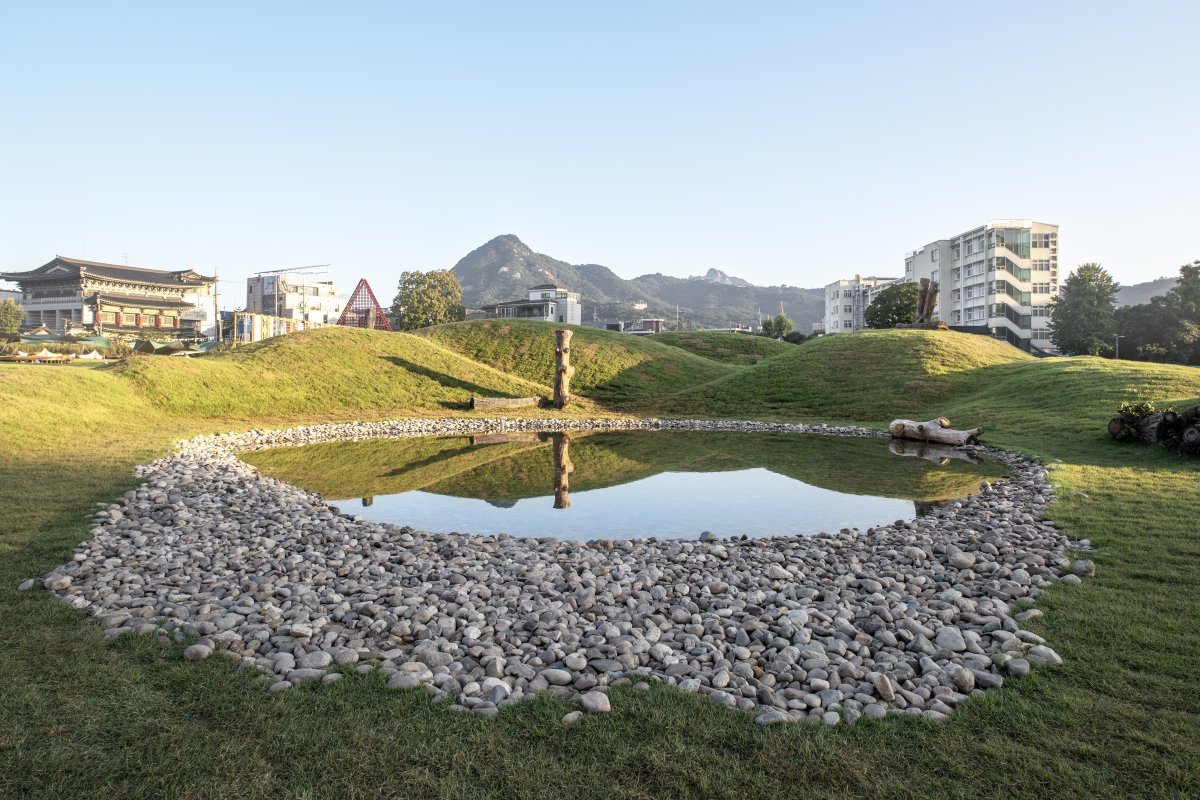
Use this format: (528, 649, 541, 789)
(552, 432, 573, 509)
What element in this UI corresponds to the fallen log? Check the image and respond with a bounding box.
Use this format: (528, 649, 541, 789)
(470, 396, 545, 410)
(888, 438, 980, 464)
(889, 417, 982, 446)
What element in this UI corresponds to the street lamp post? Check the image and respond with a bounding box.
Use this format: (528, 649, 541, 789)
(1114, 333, 1124, 360)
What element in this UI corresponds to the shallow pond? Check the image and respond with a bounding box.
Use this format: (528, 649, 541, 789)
(244, 430, 1007, 540)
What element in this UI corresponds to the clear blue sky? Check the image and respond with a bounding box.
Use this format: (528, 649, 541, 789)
(2, 1, 1196, 306)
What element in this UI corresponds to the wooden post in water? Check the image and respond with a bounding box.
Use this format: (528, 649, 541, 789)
(554, 329, 574, 409)
(553, 432, 573, 509)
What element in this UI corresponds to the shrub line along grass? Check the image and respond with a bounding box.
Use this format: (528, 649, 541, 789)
(1, 325, 1199, 799)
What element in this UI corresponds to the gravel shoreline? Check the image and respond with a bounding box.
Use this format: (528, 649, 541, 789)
(30, 418, 1093, 726)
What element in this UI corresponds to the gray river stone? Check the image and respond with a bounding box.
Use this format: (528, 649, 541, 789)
(34, 417, 1087, 724)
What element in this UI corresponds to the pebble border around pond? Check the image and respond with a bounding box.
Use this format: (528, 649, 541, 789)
(29, 418, 1096, 726)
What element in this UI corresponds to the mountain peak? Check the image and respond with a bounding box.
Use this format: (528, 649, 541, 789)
(689, 268, 752, 287)
(450, 236, 824, 328)
(481, 234, 532, 255)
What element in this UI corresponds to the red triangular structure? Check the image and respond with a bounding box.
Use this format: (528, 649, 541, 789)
(336, 278, 393, 331)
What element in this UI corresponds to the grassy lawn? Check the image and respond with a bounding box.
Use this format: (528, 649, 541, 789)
(652, 331, 794, 364)
(2, 326, 1199, 799)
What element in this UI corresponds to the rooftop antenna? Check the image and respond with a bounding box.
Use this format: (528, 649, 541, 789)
(123, 252, 129, 265)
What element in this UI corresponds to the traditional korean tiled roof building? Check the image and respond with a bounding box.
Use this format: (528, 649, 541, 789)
(0, 256, 219, 339)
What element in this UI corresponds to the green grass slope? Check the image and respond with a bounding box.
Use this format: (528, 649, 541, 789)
(654, 329, 1200, 459)
(110, 326, 558, 418)
(652, 331, 794, 364)
(418, 319, 734, 403)
(654, 329, 1034, 420)
(4, 327, 1200, 799)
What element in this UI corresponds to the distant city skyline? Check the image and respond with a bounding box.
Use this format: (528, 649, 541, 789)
(2, 2, 1196, 304)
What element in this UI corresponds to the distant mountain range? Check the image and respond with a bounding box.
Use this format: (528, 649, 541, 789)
(450, 235, 824, 330)
(1114, 276, 1177, 307)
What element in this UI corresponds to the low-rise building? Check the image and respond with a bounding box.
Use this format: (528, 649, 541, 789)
(822, 275, 900, 333)
(0, 256, 219, 339)
(246, 274, 344, 326)
(479, 284, 582, 325)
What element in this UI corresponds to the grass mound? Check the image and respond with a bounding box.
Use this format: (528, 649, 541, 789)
(108, 326, 554, 418)
(652, 331, 793, 364)
(654, 329, 1033, 419)
(418, 319, 733, 403)
(654, 329, 1200, 460)
(4, 325, 1200, 799)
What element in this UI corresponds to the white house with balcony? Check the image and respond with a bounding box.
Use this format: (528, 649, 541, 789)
(478, 284, 582, 325)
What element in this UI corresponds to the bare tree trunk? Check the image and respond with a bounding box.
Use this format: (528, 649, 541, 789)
(914, 279, 930, 323)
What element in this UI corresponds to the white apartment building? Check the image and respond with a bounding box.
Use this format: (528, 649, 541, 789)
(906, 220, 1058, 352)
(246, 275, 345, 325)
(823, 275, 900, 333)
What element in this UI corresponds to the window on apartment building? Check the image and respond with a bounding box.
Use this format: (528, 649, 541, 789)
(1033, 283, 1051, 294)
(931, 270, 939, 283)
(1032, 307, 1051, 317)
(953, 311, 961, 323)
(931, 248, 939, 263)
(952, 268, 960, 281)
(953, 289, 961, 301)
(843, 290, 851, 298)
(843, 305, 852, 313)
(843, 321, 852, 328)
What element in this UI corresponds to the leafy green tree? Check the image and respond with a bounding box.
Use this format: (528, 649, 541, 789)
(1049, 264, 1119, 355)
(782, 330, 807, 344)
(390, 270, 465, 331)
(1116, 299, 1175, 361)
(864, 282, 919, 329)
(759, 313, 794, 339)
(1112, 261, 1200, 364)
(1164, 260, 1200, 320)
(0, 299, 25, 334)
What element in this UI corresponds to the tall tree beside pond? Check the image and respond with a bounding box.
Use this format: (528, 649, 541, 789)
(1049, 264, 1119, 356)
(390, 270, 466, 331)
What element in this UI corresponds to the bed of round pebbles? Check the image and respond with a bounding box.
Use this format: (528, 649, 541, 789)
(28, 417, 1095, 726)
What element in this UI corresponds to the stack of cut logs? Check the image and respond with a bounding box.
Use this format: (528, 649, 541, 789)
(1108, 405, 1200, 455)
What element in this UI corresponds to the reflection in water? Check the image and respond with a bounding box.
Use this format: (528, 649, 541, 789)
(553, 432, 572, 509)
(889, 438, 980, 466)
(246, 430, 1008, 540)
(914, 499, 950, 517)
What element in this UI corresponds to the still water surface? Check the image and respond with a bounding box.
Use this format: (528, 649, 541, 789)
(244, 430, 1006, 540)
